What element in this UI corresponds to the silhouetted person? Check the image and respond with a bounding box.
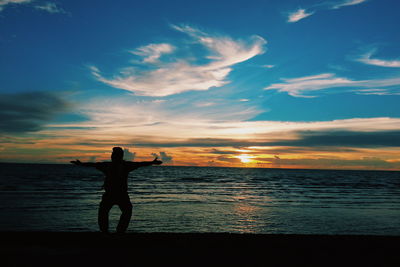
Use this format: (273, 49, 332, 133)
(71, 147, 162, 233)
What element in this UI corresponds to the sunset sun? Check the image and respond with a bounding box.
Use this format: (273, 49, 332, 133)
(237, 154, 253, 163)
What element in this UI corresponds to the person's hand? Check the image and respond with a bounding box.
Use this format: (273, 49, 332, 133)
(152, 157, 163, 165)
(70, 159, 82, 166)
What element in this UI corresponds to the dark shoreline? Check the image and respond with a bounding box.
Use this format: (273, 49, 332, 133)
(2, 232, 399, 266)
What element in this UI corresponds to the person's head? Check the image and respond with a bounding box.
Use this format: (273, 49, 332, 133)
(111, 147, 124, 162)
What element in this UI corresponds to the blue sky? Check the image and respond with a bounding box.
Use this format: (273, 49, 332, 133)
(1, 0, 400, 169)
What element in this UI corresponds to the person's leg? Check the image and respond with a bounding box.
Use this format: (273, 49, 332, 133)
(116, 194, 132, 233)
(98, 194, 113, 233)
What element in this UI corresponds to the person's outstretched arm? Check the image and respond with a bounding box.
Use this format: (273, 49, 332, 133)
(70, 159, 97, 167)
(128, 157, 162, 169)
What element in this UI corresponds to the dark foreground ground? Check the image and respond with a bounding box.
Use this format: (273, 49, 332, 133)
(1, 232, 399, 267)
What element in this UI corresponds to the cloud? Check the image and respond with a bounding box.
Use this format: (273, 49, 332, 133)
(0, 0, 32, 11)
(286, 0, 368, 23)
(195, 102, 216, 107)
(92, 25, 266, 96)
(159, 151, 173, 163)
(0, 0, 65, 13)
(265, 73, 353, 97)
(4, 90, 400, 168)
(123, 148, 136, 161)
(262, 64, 275, 69)
(0, 92, 69, 133)
(34, 2, 65, 14)
(357, 49, 400, 68)
(208, 148, 239, 155)
(274, 130, 400, 147)
(354, 89, 400, 96)
(128, 129, 400, 148)
(216, 156, 241, 164)
(287, 8, 314, 23)
(60, 92, 261, 140)
(131, 43, 175, 63)
(264, 73, 400, 97)
(48, 94, 400, 150)
(151, 151, 173, 163)
(332, 0, 368, 9)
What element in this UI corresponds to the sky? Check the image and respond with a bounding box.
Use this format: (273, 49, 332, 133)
(1, 0, 400, 170)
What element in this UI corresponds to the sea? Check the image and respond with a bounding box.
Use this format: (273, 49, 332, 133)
(0, 163, 399, 235)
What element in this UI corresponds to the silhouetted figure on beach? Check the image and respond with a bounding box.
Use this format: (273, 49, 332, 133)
(71, 147, 162, 233)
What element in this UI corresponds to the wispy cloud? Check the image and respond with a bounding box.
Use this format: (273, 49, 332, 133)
(264, 73, 400, 97)
(0, 0, 64, 13)
(287, 8, 314, 23)
(265, 73, 353, 97)
(262, 64, 275, 68)
(131, 43, 175, 63)
(287, 0, 368, 23)
(0, 0, 32, 11)
(354, 89, 400, 96)
(68, 94, 261, 131)
(332, 0, 368, 9)
(34, 2, 65, 14)
(357, 49, 400, 67)
(92, 25, 266, 97)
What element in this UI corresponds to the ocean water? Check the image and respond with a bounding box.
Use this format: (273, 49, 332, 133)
(0, 163, 399, 235)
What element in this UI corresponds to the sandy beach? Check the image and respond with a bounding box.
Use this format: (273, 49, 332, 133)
(1, 232, 399, 266)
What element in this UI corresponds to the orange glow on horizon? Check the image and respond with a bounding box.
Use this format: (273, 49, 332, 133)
(0, 139, 399, 170)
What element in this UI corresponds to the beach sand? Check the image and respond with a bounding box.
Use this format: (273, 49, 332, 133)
(1, 232, 399, 266)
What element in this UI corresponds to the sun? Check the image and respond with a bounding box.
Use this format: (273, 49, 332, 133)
(237, 154, 252, 163)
